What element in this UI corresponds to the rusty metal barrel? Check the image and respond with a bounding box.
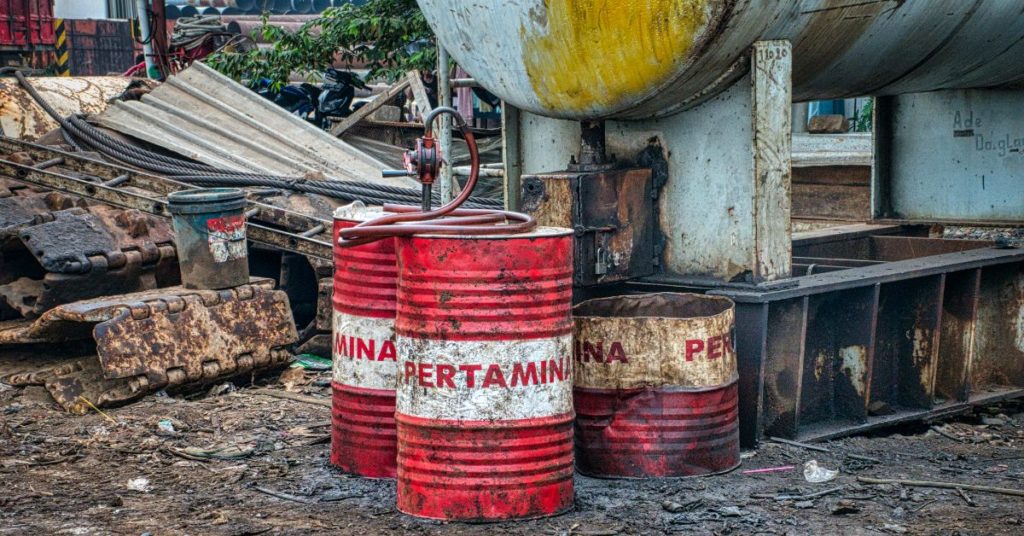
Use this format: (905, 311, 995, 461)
(330, 206, 399, 478)
(572, 293, 740, 478)
(394, 228, 575, 521)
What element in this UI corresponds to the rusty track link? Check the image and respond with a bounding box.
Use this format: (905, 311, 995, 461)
(0, 279, 297, 411)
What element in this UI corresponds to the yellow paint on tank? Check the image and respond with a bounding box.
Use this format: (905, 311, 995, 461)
(521, 0, 711, 115)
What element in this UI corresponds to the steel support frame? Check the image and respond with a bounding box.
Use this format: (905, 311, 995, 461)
(631, 231, 1024, 446)
(505, 41, 794, 284)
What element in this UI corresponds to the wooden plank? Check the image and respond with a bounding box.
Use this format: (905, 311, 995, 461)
(329, 77, 411, 137)
(407, 70, 434, 120)
(792, 133, 872, 167)
(792, 166, 871, 186)
(793, 183, 871, 221)
(751, 40, 793, 282)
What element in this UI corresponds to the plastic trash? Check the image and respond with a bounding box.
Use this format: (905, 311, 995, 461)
(127, 477, 152, 492)
(157, 419, 176, 434)
(803, 459, 839, 483)
(293, 354, 332, 371)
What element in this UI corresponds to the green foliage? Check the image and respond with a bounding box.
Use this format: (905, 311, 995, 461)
(206, 0, 435, 91)
(855, 98, 874, 133)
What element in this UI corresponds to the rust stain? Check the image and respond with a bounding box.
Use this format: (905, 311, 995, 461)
(839, 344, 867, 398)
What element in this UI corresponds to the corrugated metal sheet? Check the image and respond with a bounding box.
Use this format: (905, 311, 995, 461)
(93, 62, 412, 187)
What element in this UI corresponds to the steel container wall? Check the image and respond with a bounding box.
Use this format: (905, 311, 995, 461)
(331, 206, 399, 479)
(418, 0, 1024, 119)
(66, 19, 135, 76)
(0, 0, 55, 51)
(394, 228, 575, 521)
(573, 293, 740, 478)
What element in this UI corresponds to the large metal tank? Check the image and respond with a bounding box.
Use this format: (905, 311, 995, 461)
(418, 0, 1024, 119)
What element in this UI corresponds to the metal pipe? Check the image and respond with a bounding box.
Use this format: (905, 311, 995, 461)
(166, 0, 256, 8)
(437, 45, 453, 204)
(289, 0, 312, 14)
(220, 14, 318, 21)
(135, 0, 160, 80)
(450, 78, 480, 88)
(453, 166, 503, 177)
(338, 107, 535, 248)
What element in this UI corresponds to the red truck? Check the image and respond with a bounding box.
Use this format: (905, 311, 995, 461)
(0, 0, 56, 67)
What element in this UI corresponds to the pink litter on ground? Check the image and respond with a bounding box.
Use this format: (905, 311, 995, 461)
(741, 465, 797, 475)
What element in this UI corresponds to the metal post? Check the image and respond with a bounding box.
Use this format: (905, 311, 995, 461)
(135, 0, 160, 80)
(54, 19, 69, 76)
(437, 45, 453, 204)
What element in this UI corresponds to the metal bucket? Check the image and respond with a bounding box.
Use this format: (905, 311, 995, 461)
(166, 188, 248, 290)
(330, 206, 399, 478)
(572, 293, 740, 478)
(394, 227, 575, 521)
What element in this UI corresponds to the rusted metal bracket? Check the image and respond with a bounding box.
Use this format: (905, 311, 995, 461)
(520, 168, 655, 287)
(0, 137, 333, 261)
(0, 279, 297, 412)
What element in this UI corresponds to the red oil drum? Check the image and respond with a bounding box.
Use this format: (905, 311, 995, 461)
(394, 228, 575, 521)
(572, 293, 740, 478)
(331, 206, 399, 478)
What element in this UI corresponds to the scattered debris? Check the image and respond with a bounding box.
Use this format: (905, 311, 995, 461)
(126, 477, 152, 493)
(662, 497, 703, 513)
(857, 477, 1024, 498)
(753, 486, 845, 502)
(770, 436, 830, 453)
(248, 388, 331, 408)
(253, 486, 314, 505)
(803, 460, 839, 483)
(831, 499, 860, 515)
(156, 419, 176, 436)
(278, 366, 308, 392)
(742, 465, 796, 475)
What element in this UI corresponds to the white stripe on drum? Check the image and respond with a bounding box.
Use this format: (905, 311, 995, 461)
(396, 335, 573, 421)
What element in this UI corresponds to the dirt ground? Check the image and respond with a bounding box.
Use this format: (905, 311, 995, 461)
(2, 363, 1023, 536)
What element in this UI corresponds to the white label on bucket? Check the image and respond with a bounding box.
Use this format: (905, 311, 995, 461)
(333, 313, 398, 391)
(573, 310, 737, 390)
(206, 215, 247, 263)
(396, 335, 573, 421)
